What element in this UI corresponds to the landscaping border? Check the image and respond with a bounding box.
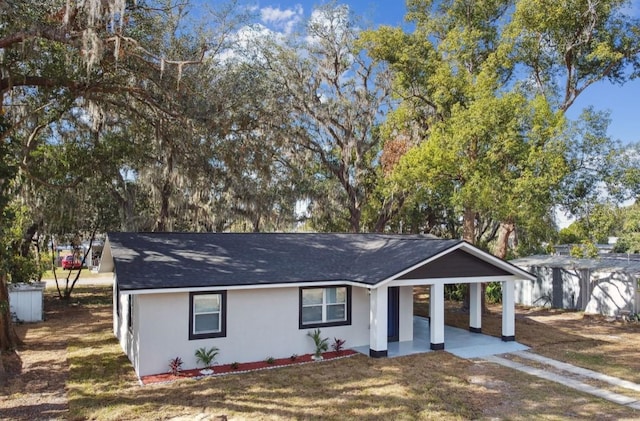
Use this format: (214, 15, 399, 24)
(140, 350, 359, 385)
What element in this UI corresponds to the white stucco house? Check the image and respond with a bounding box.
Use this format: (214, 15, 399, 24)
(99, 232, 534, 377)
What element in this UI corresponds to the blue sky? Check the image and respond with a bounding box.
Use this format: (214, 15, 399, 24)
(249, 0, 639, 146)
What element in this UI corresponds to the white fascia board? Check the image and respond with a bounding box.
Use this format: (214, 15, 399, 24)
(120, 279, 369, 295)
(388, 275, 520, 287)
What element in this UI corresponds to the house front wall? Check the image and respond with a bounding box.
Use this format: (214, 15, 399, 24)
(132, 286, 371, 377)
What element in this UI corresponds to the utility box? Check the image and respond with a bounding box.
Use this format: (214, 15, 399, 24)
(8, 282, 46, 322)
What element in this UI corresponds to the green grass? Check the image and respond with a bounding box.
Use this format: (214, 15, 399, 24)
(46, 285, 113, 306)
(42, 268, 107, 279)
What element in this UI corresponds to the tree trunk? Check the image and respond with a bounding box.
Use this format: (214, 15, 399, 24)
(462, 207, 475, 242)
(349, 206, 361, 233)
(252, 216, 261, 232)
(494, 219, 515, 259)
(61, 228, 98, 300)
(461, 207, 476, 310)
(156, 178, 171, 232)
(373, 196, 405, 233)
(0, 273, 20, 351)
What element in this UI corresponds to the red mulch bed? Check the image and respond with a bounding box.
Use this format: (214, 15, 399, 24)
(140, 350, 358, 385)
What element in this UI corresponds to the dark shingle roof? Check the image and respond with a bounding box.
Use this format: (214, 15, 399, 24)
(107, 232, 462, 291)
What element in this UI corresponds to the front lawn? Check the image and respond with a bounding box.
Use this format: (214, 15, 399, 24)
(2, 286, 639, 420)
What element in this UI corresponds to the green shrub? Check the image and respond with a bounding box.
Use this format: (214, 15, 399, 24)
(485, 282, 502, 304)
(194, 346, 219, 368)
(307, 328, 329, 358)
(444, 284, 466, 301)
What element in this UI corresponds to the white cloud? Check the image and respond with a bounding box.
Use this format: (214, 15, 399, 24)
(260, 5, 303, 35)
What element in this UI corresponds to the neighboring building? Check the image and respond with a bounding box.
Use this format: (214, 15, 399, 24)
(100, 232, 534, 377)
(511, 255, 640, 317)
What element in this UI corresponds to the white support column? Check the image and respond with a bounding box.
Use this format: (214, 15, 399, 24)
(502, 280, 515, 341)
(369, 286, 388, 357)
(469, 282, 482, 333)
(398, 286, 414, 342)
(429, 283, 445, 350)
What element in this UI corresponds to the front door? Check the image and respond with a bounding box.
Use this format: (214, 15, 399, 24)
(388, 286, 400, 342)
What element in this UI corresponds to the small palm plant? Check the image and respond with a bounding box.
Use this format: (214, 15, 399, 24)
(195, 346, 220, 369)
(307, 328, 329, 360)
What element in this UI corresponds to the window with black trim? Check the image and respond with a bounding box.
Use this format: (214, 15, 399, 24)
(189, 291, 227, 340)
(299, 286, 351, 329)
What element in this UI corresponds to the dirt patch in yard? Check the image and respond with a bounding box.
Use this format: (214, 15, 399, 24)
(2, 286, 640, 420)
(0, 287, 110, 420)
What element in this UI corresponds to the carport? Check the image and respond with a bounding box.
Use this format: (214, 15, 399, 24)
(365, 242, 535, 358)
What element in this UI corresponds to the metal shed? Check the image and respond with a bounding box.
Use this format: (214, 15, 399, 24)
(8, 282, 46, 322)
(511, 255, 640, 317)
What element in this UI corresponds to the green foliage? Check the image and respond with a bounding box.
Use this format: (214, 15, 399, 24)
(365, 0, 570, 247)
(583, 241, 599, 258)
(570, 244, 585, 258)
(307, 328, 329, 358)
(7, 255, 40, 284)
(0, 0, 638, 269)
(0, 203, 42, 284)
(559, 109, 633, 228)
(508, 0, 640, 111)
(485, 282, 502, 304)
(559, 224, 586, 245)
(265, 357, 275, 364)
(559, 203, 623, 246)
(614, 203, 640, 253)
(569, 241, 599, 259)
(194, 346, 220, 368)
(363, 0, 639, 253)
(445, 284, 467, 302)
